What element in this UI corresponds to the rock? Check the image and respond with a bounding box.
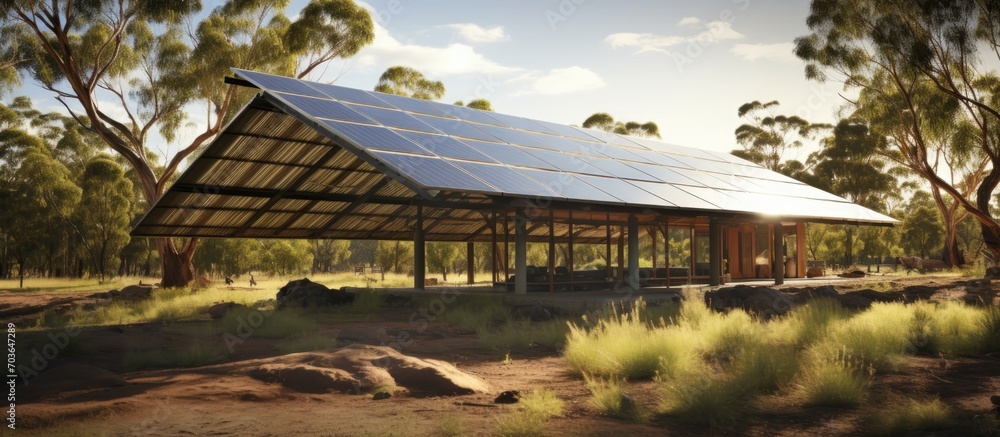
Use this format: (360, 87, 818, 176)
(839, 289, 904, 310)
(838, 270, 866, 278)
(806, 267, 825, 278)
(276, 278, 355, 309)
(705, 285, 794, 317)
(494, 390, 520, 404)
(620, 394, 637, 414)
(207, 302, 247, 320)
(373, 391, 392, 400)
(789, 285, 839, 304)
(243, 345, 490, 397)
(513, 304, 553, 322)
(108, 284, 155, 301)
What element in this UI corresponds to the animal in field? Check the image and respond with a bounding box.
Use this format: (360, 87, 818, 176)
(896, 256, 947, 274)
(249, 274, 257, 287)
(224, 276, 234, 286)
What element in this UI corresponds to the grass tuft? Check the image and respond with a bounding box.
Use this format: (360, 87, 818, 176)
(658, 367, 742, 426)
(867, 397, 953, 435)
(794, 350, 873, 407)
(584, 374, 644, 421)
(495, 389, 564, 437)
(478, 319, 568, 351)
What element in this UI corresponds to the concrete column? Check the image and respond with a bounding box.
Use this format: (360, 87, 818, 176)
(466, 241, 475, 285)
(628, 214, 640, 292)
(709, 218, 721, 286)
(414, 206, 425, 290)
(514, 208, 528, 294)
(774, 222, 784, 286)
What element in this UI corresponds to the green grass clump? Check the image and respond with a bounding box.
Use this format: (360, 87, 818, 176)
(867, 397, 953, 435)
(794, 350, 873, 407)
(124, 341, 228, 370)
(697, 308, 762, 362)
(219, 307, 318, 339)
(924, 301, 988, 356)
(277, 334, 337, 354)
(439, 416, 465, 437)
(816, 303, 912, 372)
(658, 368, 742, 426)
(731, 343, 798, 394)
(564, 299, 699, 379)
(584, 375, 644, 421)
(983, 305, 1000, 353)
(495, 389, 564, 437)
(774, 298, 848, 347)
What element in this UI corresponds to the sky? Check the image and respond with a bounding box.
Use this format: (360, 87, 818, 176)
(14, 0, 847, 165)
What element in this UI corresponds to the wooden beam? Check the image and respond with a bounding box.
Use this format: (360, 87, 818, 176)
(308, 177, 391, 238)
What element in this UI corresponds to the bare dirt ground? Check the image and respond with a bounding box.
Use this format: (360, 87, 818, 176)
(4, 274, 1000, 436)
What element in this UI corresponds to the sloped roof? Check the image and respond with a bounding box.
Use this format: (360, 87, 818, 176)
(131, 69, 895, 241)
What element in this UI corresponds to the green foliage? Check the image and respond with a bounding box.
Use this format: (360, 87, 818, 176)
(584, 375, 644, 421)
(794, 350, 873, 407)
(659, 369, 742, 426)
(495, 389, 563, 437)
(732, 100, 830, 173)
(374, 66, 445, 100)
(258, 239, 314, 276)
(900, 204, 945, 259)
(582, 112, 660, 138)
(477, 319, 568, 350)
(426, 241, 459, 281)
(77, 157, 133, 282)
(812, 303, 912, 372)
(867, 397, 953, 436)
(455, 98, 493, 111)
(194, 238, 262, 277)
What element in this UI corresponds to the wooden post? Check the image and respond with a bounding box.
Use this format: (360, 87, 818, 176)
(628, 214, 640, 292)
(709, 218, 721, 286)
(774, 222, 784, 285)
(568, 210, 574, 290)
(605, 215, 612, 280)
(617, 225, 625, 282)
(514, 208, 528, 294)
(796, 222, 806, 279)
(466, 241, 475, 285)
(651, 226, 658, 280)
(414, 206, 425, 290)
(688, 226, 694, 283)
(664, 225, 671, 286)
(491, 210, 498, 284)
(548, 209, 555, 293)
(503, 213, 510, 288)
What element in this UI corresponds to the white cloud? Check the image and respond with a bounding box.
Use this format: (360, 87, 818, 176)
(437, 23, 508, 43)
(351, 5, 521, 76)
(604, 20, 744, 55)
(677, 17, 702, 26)
(512, 66, 606, 96)
(731, 42, 797, 62)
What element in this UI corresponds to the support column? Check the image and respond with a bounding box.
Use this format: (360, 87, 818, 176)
(548, 209, 555, 293)
(605, 215, 612, 280)
(414, 206, 425, 290)
(774, 222, 784, 286)
(617, 226, 625, 282)
(628, 214, 640, 292)
(466, 241, 475, 285)
(651, 226, 658, 280)
(709, 218, 721, 286)
(796, 222, 806, 279)
(514, 208, 528, 294)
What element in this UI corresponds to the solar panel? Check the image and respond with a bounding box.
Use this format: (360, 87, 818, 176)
(584, 142, 656, 163)
(521, 148, 613, 176)
(370, 151, 497, 192)
(322, 120, 430, 155)
(529, 119, 604, 142)
(629, 181, 721, 210)
(345, 104, 440, 133)
(234, 69, 329, 97)
(457, 139, 558, 170)
(430, 103, 508, 126)
(573, 174, 671, 206)
(585, 157, 662, 182)
(516, 168, 621, 203)
(369, 92, 454, 117)
(473, 124, 556, 149)
(274, 92, 375, 125)
(411, 115, 500, 142)
(481, 110, 560, 135)
(449, 161, 560, 197)
(307, 82, 396, 108)
(671, 168, 744, 191)
(393, 130, 496, 162)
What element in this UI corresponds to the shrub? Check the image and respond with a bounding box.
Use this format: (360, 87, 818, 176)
(698, 308, 762, 362)
(564, 300, 699, 379)
(659, 368, 742, 426)
(818, 303, 912, 372)
(731, 342, 798, 394)
(774, 297, 848, 347)
(926, 301, 988, 356)
(794, 350, 873, 407)
(867, 397, 952, 435)
(584, 374, 644, 421)
(495, 389, 563, 437)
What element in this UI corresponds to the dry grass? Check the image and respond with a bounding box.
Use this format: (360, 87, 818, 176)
(495, 389, 564, 436)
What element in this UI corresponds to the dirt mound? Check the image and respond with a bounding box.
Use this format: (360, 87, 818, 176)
(237, 345, 489, 397)
(21, 363, 127, 402)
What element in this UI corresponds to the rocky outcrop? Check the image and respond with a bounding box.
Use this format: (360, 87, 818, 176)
(276, 278, 354, 309)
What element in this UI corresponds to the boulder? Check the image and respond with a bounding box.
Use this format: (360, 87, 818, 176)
(494, 390, 520, 404)
(108, 284, 155, 301)
(838, 270, 866, 278)
(788, 285, 840, 304)
(373, 391, 392, 400)
(839, 289, 904, 310)
(206, 302, 247, 320)
(244, 345, 490, 397)
(705, 285, 794, 317)
(276, 278, 355, 309)
(806, 267, 825, 278)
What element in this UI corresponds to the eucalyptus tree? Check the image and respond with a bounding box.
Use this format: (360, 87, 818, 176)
(582, 112, 660, 138)
(455, 98, 494, 111)
(732, 100, 831, 173)
(77, 157, 132, 282)
(374, 66, 445, 100)
(2, 0, 375, 286)
(796, 0, 1000, 265)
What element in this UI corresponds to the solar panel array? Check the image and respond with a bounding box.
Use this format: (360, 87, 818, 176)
(231, 68, 895, 224)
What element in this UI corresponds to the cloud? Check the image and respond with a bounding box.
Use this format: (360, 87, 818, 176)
(437, 23, 508, 43)
(604, 20, 744, 55)
(731, 42, 797, 62)
(512, 66, 606, 96)
(677, 17, 702, 26)
(351, 5, 521, 76)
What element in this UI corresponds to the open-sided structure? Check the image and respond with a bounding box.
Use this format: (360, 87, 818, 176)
(133, 69, 896, 292)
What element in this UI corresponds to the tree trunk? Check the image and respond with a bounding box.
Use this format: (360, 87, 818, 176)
(844, 227, 854, 266)
(157, 238, 198, 288)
